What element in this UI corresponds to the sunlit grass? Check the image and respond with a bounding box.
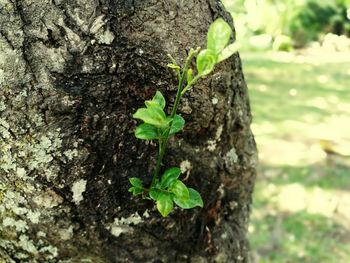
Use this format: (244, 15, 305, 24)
(243, 51, 350, 263)
(250, 211, 350, 263)
(243, 53, 350, 129)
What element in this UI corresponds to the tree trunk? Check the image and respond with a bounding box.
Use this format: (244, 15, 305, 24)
(0, 0, 257, 262)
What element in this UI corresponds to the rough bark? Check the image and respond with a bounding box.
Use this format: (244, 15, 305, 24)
(0, 0, 257, 262)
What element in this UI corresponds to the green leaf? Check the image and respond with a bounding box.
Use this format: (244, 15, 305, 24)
(144, 91, 165, 110)
(156, 192, 174, 217)
(133, 106, 167, 127)
(160, 167, 181, 188)
(128, 178, 144, 196)
(167, 63, 180, 70)
(129, 177, 143, 188)
(144, 100, 158, 108)
(128, 186, 144, 196)
(152, 91, 166, 109)
(196, 49, 217, 76)
(217, 42, 240, 63)
(149, 187, 161, 200)
(207, 18, 232, 54)
(170, 180, 189, 200)
(187, 68, 193, 84)
(170, 114, 185, 135)
(159, 125, 170, 137)
(174, 188, 203, 209)
(135, 123, 159, 140)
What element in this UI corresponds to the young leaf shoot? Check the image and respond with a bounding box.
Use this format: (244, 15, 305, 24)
(129, 5, 238, 217)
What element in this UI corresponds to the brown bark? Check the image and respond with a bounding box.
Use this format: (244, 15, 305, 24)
(0, 0, 257, 262)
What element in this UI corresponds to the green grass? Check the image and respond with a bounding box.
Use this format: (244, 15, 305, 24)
(259, 164, 350, 190)
(243, 51, 350, 263)
(251, 211, 350, 263)
(244, 56, 350, 128)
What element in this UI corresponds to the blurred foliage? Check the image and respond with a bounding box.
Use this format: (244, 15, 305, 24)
(291, 0, 350, 47)
(231, 0, 350, 49)
(243, 51, 350, 262)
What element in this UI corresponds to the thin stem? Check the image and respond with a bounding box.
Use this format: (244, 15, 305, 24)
(181, 75, 201, 96)
(167, 54, 181, 81)
(151, 138, 165, 186)
(151, 49, 199, 186)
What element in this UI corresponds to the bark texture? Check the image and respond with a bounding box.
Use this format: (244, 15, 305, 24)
(0, 0, 257, 262)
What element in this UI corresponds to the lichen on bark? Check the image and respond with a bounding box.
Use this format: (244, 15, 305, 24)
(0, 0, 97, 261)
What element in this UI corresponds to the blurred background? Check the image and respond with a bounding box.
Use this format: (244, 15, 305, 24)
(230, 0, 350, 262)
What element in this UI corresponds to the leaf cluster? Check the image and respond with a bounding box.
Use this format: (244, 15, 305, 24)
(133, 91, 185, 141)
(196, 18, 239, 77)
(129, 168, 203, 217)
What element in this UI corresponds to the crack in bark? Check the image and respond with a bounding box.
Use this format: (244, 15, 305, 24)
(0, 30, 15, 50)
(206, 0, 217, 21)
(14, 0, 38, 84)
(0, 247, 18, 263)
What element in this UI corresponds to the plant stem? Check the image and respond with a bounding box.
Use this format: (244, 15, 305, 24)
(151, 49, 198, 186)
(181, 75, 201, 96)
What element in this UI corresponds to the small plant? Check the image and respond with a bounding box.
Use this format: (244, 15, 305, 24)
(129, 17, 239, 217)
